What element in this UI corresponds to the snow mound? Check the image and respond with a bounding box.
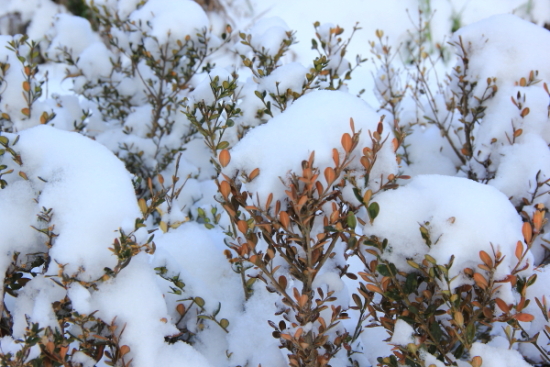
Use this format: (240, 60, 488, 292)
(224, 90, 397, 205)
(363, 175, 532, 288)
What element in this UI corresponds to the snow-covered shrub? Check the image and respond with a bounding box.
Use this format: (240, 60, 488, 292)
(1, 1, 550, 367)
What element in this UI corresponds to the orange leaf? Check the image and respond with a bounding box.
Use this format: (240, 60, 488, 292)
(341, 133, 352, 153)
(471, 356, 482, 367)
(219, 149, 231, 167)
(514, 313, 535, 322)
(479, 250, 493, 268)
(324, 167, 336, 186)
(360, 156, 370, 170)
(120, 345, 131, 357)
(249, 168, 260, 181)
(176, 303, 185, 315)
(534, 210, 544, 233)
(220, 180, 231, 199)
(363, 189, 372, 204)
(265, 193, 273, 209)
(332, 148, 340, 166)
(520, 77, 526, 87)
(366, 284, 383, 294)
(237, 220, 248, 234)
(349, 117, 355, 133)
(515, 241, 523, 260)
(513, 128, 523, 138)
(522, 222, 532, 244)
(521, 107, 530, 118)
(59, 345, 69, 359)
(473, 273, 488, 290)
(495, 298, 510, 313)
(22, 81, 30, 92)
(279, 211, 290, 229)
(392, 138, 398, 152)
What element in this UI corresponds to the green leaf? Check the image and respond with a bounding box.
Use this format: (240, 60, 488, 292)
(466, 322, 476, 344)
(347, 212, 357, 229)
(368, 202, 380, 223)
(376, 263, 396, 277)
(352, 187, 364, 204)
(216, 141, 229, 150)
(195, 297, 205, 308)
(404, 273, 418, 294)
(429, 321, 443, 343)
(220, 318, 229, 329)
(0, 136, 8, 145)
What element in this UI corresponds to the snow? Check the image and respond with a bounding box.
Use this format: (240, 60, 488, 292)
(128, 0, 209, 47)
(363, 175, 531, 289)
(13, 125, 140, 280)
(1, 0, 550, 366)
(470, 342, 532, 367)
(225, 89, 397, 206)
(390, 319, 415, 347)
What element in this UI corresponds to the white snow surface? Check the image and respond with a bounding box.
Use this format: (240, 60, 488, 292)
(363, 175, 532, 289)
(1, 125, 141, 280)
(225, 89, 397, 206)
(1, 0, 550, 366)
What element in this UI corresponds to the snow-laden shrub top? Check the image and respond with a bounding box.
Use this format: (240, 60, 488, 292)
(1, 2, 550, 367)
(225, 90, 397, 205)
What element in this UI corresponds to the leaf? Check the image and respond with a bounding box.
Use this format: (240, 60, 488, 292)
(219, 149, 231, 167)
(279, 211, 290, 229)
(249, 168, 260, 181)
(429, 321, 443, 342)
(21, 107, 30, 117)
(377, 263, 396, 277)
(220, 180, 231, 199)
(138, 198, 147, 215)
(471, 356, 482, 367)
(466, 322, 476, 344)
(347, 212, 357, 229)
(522, 222, 532, 244)
(473, 273, 488, 290)
(479, 250, 493, 268)
(278, 275, 287, 290)
(514, 313, 535, 322)
(367, 202, 380, 223)
(352, 293, 362, 308)
(194, 297, 205, 308)
(176, 303, 185, 315)
(332, 148, 340, 166)
(324, 167, 336, 186)
(363, 189, 372, 204)
(495, 298, 510, 314)
(220, 318, 229, 329)
(366, 284, 383, 294)
(237, 220, 248, 234)
(515, 241, 523, 260)
(119, 345, 130, 357)
(352, 187, 363, 204)
(521, 107, 530, 118)
(22, 81, 30, 92)
(216, 141, 229, 150)
(341, 133, 352, 153)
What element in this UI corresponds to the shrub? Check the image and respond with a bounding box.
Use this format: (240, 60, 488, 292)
(0, 1, 550, 367)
